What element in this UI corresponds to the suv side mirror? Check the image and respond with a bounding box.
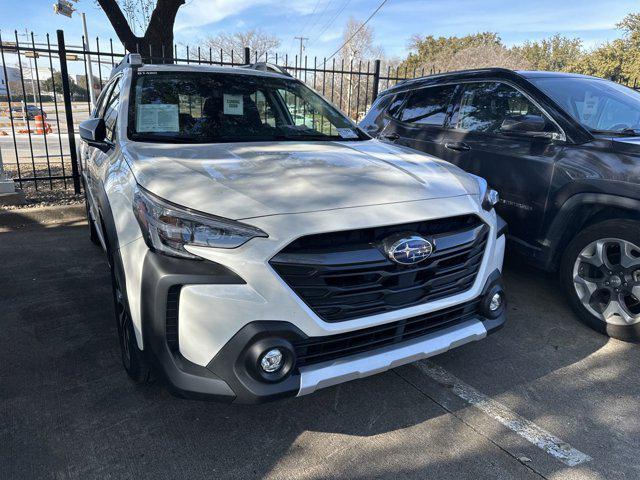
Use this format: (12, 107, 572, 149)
(79, 118, 110, 152)
(501, 114, 546, 133)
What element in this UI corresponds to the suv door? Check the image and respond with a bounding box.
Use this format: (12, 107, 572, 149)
(380, 84, 457, 159)
(86, 77, 121, 210)
(442, 81, 564, 241)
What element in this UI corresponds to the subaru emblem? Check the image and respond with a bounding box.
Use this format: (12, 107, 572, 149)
(384, 235, 434, 265)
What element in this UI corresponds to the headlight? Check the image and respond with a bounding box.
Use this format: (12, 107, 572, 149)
(471, 174, 499, 211)
(482, 188, 500, 210)
(133, 186, 268, 259)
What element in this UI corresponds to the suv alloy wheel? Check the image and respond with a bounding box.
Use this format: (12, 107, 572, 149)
(561, 219, 640, 342)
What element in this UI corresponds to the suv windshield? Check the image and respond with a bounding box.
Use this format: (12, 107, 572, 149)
(530, 76, 640, 134)
(128, 70, 366, 143)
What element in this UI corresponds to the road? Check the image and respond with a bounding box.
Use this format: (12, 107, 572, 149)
(1, 207, 639, 480)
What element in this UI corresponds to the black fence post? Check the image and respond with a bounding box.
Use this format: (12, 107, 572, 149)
(371, 59, 381, 102)
(244, 47, 250, 65)
(56, 30, 81, 194)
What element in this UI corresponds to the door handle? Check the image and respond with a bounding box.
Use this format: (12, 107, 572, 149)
(445, 142, 471, 152)
(382, 133, 400, 141)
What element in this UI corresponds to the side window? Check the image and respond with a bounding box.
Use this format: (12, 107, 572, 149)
(94, 81, 114, 118)
(455, 82, 550, 134)
(103, 78, 121, 141)
(387, 92, 408, 119)
(252, 91, 277, 127)
(399, 85, 456, 126)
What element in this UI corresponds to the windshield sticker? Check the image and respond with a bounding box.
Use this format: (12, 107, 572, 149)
(223, 94, 244, 115)
(136, 104, 179, 132)
(336, 128, 359, 139)
(582, 91, 599, 122)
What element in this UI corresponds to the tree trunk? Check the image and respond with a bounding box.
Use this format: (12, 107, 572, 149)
(96, 0, 185, 63)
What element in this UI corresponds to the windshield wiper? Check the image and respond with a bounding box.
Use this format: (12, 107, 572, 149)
(273, 133, 363, 141)
(590, 128, 640, 136)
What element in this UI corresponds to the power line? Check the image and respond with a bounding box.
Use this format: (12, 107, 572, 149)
(322, 0, 390, 65)
(304, 0, 336, 40)
(311, 0, 352, 46)
(288, 0, 325, 55)
(296, 0, 323, 38)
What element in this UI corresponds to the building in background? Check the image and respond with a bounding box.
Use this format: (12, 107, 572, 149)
(0, 66, 20, 95)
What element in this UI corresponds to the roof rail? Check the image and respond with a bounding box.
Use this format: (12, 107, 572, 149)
(110, 53, 143, 78)
(240, 62, 292, 77)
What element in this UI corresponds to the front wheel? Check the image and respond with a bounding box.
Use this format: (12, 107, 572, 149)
(110, 257, 152, 383)
(560, 219, 640, 342)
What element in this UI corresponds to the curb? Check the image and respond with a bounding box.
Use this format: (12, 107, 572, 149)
(0, 204, 86, 230)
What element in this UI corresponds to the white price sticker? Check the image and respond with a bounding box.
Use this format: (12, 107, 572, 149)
(336, 128, 359, 139)
(223, 94, 244, 115)
(136, 104, 179, 132)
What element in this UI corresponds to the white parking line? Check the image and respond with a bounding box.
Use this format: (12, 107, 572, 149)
(416, 360, 592, 467)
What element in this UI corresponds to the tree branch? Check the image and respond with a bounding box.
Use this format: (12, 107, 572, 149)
(144, 0, 185, 43)
(96, 0, 140, 50)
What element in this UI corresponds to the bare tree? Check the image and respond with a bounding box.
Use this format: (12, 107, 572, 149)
(96, 0, 186, 61)
(117, 0, 154, 35)
(334, 17, 385, 120)
(200, 29, 282, 63)
(439, 43, 531, 72)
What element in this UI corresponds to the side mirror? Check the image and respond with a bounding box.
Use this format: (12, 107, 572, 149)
(79, 118, 110, 152)
(501, 114, 546, 133)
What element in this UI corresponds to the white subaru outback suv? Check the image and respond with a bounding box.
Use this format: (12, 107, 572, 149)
(79, 54, 507, 403)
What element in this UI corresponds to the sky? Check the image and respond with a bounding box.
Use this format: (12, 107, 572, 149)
(0, 0, 638, 61)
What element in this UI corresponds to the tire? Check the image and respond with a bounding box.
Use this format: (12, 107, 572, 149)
(85, 198, 101, 246)
(110, 254, 152, 383)
(560, 219, 640, 342)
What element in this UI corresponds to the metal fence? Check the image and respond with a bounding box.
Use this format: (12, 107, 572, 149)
(3, 29, 638, 194)
(0, 29, 427, 193)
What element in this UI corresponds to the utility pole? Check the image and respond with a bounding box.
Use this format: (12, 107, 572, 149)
(81, 12, 96, 107)
(17, 30, 38, 104)
(294, 36, 308, 71)
(53, 0, 96, 107)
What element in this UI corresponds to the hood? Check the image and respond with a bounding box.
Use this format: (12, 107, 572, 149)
(122, 139, 479, 220)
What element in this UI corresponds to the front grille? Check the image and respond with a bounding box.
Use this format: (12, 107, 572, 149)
(293, 299, 481, 367)
(270, 215, 488, 322)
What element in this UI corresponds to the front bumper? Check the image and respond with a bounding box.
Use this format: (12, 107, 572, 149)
(139, 246, 506, 403)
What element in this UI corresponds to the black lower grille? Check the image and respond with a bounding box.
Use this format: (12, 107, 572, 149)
(294, 300, 481, 367)
(166, 285, 181, 352)
(270, 215, 488, 322)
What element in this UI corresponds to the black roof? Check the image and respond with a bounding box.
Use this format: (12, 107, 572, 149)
(381, 67, 602, 95)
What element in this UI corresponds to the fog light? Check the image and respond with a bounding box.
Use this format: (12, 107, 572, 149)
(489, 292, 502, 311)
(260, 349, 284, 373)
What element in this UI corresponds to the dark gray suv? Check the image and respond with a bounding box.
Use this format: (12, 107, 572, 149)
(361, 68, 640, 341)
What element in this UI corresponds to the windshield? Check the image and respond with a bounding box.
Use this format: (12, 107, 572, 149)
(530, 76, 640, 134)
(128, 71, 366, 143)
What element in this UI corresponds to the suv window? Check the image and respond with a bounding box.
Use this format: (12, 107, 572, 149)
(94, 81, 115, 118)
(454, 82, 548, 134)
(103, 78, 121, 141)
(399, 85, 456, 126)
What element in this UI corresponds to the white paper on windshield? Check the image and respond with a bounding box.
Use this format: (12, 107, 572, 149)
(223, 94, 244, 115)
(582, 91, 599, 119)
(136, 104, 179, 132)
(336, 128, 359, 139)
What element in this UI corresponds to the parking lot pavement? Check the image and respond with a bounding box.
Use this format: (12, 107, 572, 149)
(1, 209, 639, 480)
